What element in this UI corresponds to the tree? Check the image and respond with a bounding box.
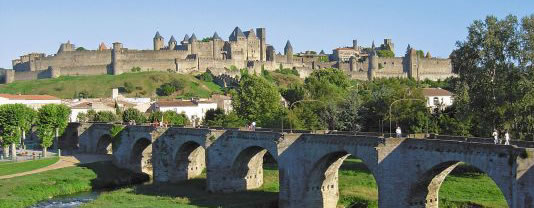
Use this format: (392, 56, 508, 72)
(197, 71, 214, 82)
(232, 74, 284, 127)
(76, 47, 86, 51)
(123, 82, 135, 93)
(122, 108, 146, 124)
(281, 83, 305, 106)
(0, 104, 36, 159)
(36, 104, 71, 156)
(452, 14, 532, 138)
(416, 50, 425, 58)
(93, 111, 118, 122)
(203, 108, 225, 125)
(336, 90, 363, 132)
(377, 50, 395, 58)
(170, 79, 185, 90)
(148, 111, 189, 126)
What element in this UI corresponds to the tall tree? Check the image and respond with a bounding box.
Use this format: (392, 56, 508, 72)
(0, 104, 36, 160)
(36, 104, 71, 156)
(232, 74, 284, 127)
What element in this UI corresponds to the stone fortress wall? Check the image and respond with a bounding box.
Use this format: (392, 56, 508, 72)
(3, 26, 455, 84)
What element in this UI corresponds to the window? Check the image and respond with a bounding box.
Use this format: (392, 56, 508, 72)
(433, 97, 439, 106)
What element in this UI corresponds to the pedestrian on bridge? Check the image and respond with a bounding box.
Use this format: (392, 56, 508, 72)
(505, 131, 510, 145)
(493, 129, 499, 144)
(396, 126, 402, 138)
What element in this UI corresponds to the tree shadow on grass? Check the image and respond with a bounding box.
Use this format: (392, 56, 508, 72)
(132, 178, 278, 208)
(78, 161, 150, 190)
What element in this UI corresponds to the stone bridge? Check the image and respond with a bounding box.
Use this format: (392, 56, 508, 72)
(71, 123, 534, 208)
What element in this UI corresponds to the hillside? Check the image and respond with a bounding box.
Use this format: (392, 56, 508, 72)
(0, 71, 222, 99)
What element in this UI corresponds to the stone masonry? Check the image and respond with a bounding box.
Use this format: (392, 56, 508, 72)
(65, 123, 534, 208)
(4, 27, 455, 84)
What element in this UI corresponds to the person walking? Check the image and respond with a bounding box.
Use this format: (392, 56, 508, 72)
(252, 121, 256, 131)
(493, 129, 499, 144)
(395, 126, 402, 138)
(505, 131, 510, 145)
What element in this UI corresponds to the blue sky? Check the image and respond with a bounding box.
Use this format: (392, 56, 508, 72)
(1, 0, 533, 68)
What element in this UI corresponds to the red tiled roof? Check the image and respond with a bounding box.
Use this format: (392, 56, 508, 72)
(421, 88, 453, 97)
(0, 94, 60, 100)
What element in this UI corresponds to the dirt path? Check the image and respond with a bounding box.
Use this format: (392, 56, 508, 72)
(0, 154, 112, 180)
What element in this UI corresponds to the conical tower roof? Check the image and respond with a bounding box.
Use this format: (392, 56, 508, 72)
(169, 35, 176, 43)
(154, 31, 163, 39)
(229, 26, 245, 40)
(189, 33, 197, 42)
(183, 34, 190, 42)
(212, 32, 222, 40)
(284, 40, 293, 50)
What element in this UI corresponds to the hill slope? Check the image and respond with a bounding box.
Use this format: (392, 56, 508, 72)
(0, 71, 222, 99)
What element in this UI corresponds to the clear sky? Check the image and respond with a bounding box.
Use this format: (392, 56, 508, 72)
(1, 0, 533, 69)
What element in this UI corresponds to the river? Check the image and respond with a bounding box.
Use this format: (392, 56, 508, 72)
(29, 191, 100, 208)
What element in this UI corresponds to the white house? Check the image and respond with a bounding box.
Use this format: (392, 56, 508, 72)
(152, 100, 218, 122)
(0, 94, 61, 110)
(422, 88, 454, 110)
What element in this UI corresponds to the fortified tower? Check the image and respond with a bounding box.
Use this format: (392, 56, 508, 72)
(153, 32, 164, 51)
(257, 28, 266, 61)
(352, 39, 358, 50)
(112, 42, 123, 75)
(189, 33, 198, 55)
(405, 45, 418, 79)
(284, 40, 293, 63)
(168, 36, 177, 50)
(212, 32, 224, 60)
(368, 41, 378, 80)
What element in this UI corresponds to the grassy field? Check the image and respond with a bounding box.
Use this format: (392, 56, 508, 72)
(0, 71, 222, 99)
(81, 158, 508, 208)
(0, 156, 59, 176)
(0, 161, 148, 208)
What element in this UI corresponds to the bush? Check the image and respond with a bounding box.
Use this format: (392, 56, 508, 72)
(376, 50, 394, 58)
(157, 83, 176, 96)
(124, 82, 135, 93)
(94, 111, 118, 122)
(148, 111, 189, 126)
(130, 67, 141, 72)
(170, 79, 184, 90)
(196, 71, 214, 82)
(122, 108, 146, 124)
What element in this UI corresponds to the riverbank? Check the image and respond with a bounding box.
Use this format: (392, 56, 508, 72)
(80, 159, 507, 208)
(0, 161, 148, 208)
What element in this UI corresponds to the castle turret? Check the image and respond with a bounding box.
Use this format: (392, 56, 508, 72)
(212, 32, 224, 59)
(284, 40, 293, 63)
(182, 34, 190, 45)
(353, 39, 358, 50)
(153, 31, 164, 51)
(368, 42, 378, 80)
(405, 45, 418, 79)
(349, 56, 356, 72)
(266, 45, 275, 62)
(256, 28, 266, 61)
(112, 42, 123, 75)
(189, 33, 198, 55)
(168, 36, 177, 50)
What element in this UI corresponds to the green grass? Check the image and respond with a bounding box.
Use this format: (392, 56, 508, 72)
(0, 161, 148, 208)
(0, 158, 508, 208)
(0, 71, 222, 99)
(82, 158, 507, 208)
(0, 156, 59, 176)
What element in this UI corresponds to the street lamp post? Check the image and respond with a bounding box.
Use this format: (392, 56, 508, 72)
(389, 98, 426, 137)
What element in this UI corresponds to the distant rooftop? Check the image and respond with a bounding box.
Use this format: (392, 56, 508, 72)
(0, 94, 60, 100)
(422, 88, 453, 97)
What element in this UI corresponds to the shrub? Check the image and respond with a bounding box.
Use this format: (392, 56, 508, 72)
(122, 108, 146, 124)
(196, 71, 214, 82)
(170, 79, 185, 90)
(130, 67, 142, 72)
(124, 82, 135, 93)
(157, 83, 175, 96)
(376, 50, 395, 58)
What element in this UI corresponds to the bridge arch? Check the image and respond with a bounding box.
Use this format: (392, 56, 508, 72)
(303, 150, 379, 208)
(407, 160, 511, 208)
(170, 141, 206, 182)
(130, 137, 153, 175)
(96, 134, 112, 154)
(228, 145, 277, 190)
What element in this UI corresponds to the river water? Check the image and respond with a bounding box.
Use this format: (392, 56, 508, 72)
(29, 191, 100, 208)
